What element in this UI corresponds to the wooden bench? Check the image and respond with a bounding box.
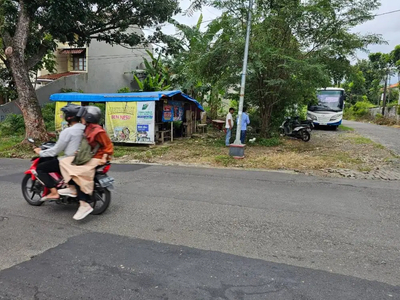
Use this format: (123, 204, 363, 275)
(157, 130, 171, 144)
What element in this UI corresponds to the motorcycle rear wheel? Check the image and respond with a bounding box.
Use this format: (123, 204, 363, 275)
(91, 188, 111, 215)
(301, 130, 311, 142)
(21, 174, 44, 206)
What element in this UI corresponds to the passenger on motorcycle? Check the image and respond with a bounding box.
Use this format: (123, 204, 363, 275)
(59, 106, 114, 220)
(35, 104, 84, 201)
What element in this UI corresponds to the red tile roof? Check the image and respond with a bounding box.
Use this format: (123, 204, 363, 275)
(60, 48, 85, 54)
(389, 83, 399, 89)
(37, 72, 79, 81)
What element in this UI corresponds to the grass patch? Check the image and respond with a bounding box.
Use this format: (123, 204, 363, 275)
(351, 136, 374, 145)
(0, 135, 32, 158)
(358, 166, 372, 172)
(339, 125, 354, 131)
(345, 135, 386, 149)
(215, 155, 235, 167)
(374, 143, 385, 150)
(333, 152, 363, 164)
(254, 137, 282, 147)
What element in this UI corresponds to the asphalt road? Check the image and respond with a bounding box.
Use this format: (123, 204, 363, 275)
(343, 120, 400, 155)
(1, 158, 400, 299)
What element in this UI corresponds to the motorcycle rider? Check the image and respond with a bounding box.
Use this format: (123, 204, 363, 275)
(35, 104, 85, 201)
(59, 106, 114, 220)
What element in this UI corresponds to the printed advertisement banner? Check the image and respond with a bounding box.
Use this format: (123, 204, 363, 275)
(162, 101, 183, 122)
(162, 104, 173, 122)
(171, 101, 184, 121)
(106, 102, 137, 143)
(105, 101, 155, 144)
(136, 101, 155, 144)
(55, 101, 81, 132)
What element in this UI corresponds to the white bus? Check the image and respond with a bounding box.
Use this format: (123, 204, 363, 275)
(307, 88, 346, 129)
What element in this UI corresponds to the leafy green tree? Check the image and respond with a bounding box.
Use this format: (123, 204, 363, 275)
(201, 0, 381, 136)
(162, 14, 229, 118)
(0, 0, 179, 140)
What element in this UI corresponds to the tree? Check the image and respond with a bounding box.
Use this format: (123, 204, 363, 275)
(0, 0, 179, 140)
(369, 52, 396, 115)
(162, 14, 229, 118)
(131, 50, 172, 92)
(200, 0, 382, 136)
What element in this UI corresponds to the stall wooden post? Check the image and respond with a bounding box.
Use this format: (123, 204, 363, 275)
(195, 108, 197, 133)
(171, 121, 174, 142)
(186, 109, 193, 137)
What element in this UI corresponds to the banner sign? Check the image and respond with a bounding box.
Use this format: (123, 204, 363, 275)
(162, 104, 173, 122)
(136, 101, 155, 144)
(55, 101, 80, 132)
(170, 101, 184, 121)
(105, 101, 155, 144)
(162, 101, 183, 122)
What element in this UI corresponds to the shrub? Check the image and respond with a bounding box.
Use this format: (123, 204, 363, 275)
(375, 113, 396, 126)
(344, 101, 375, 120)
(42, 102, 56, 132)
(117, 87, 130, 93)
(0, 114, 25, 136)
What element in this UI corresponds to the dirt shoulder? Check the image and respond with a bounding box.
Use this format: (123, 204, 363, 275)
(113, 128, 400, 180)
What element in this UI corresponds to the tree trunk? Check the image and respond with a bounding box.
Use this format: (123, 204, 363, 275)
(9, 55, 48, 140)
(260, 100, 274, 138)
(4, 0, 48, 141)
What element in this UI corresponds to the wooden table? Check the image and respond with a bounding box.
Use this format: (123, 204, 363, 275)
(212, 120, 225, 131)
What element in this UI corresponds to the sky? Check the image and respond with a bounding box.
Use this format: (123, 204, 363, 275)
(150, 0, 400, 60)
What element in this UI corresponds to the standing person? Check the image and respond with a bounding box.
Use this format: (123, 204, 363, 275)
(237, 107, 250, 144)
(35, 104, 84, 201)
(59, 106, 114, 220)
(225, 107, 235, 146)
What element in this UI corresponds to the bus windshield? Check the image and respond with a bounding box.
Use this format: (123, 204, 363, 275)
(311, 90, 344, 112)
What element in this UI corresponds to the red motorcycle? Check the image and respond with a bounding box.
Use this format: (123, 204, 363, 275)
(22, 139, 114, 215)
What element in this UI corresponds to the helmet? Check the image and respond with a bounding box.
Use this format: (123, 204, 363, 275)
(61, 104, 81, 123)
(77, 106, 102, 124)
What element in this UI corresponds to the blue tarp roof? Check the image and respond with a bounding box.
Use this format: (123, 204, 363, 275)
(50, 90, 204, 111)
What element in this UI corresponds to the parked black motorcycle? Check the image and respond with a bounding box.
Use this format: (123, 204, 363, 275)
(279, 117, 311, 142)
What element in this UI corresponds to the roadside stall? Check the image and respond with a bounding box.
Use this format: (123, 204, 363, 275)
(50, 91, 204, 145)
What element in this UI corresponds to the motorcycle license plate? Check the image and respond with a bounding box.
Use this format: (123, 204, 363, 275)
(98, 175, 114, 188)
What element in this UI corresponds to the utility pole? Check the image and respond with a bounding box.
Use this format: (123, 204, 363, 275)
(233, 0, 253, 146)
(398, 74, 400, 124)
(382, 70, 389, 116)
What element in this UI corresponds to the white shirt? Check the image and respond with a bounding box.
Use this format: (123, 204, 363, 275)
(226, 113, 233, 129)
(40, 123, 85, 158)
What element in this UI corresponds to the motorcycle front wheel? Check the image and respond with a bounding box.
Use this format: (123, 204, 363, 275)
(300, 130, 311, 142)
(91, 188, 111, 215)
(21, 174, 44, 206)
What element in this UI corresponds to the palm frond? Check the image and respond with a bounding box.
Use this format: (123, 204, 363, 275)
(184, 0, 206, 17)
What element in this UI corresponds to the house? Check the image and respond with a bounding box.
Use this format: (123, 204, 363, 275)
(0, 27, 151, 121)
(36, 27, 151, 94)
